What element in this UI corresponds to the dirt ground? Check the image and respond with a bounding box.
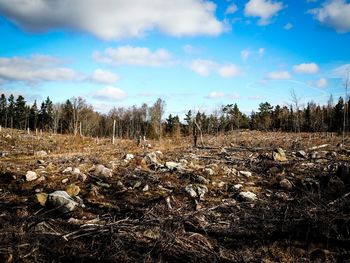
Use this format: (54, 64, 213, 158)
(0, 129, 349, 262)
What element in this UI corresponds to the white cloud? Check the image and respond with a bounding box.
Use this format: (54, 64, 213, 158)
(309, 0, 350, 33)
(189, 59, 217, 76)
(93, 86, 127, 101)
(93, 46, 176, 67)
(316, 78, 328, 88)
(267, 71, 291, 80)
(91, 69, 119, 84)
(0, 55, 79, 83)
(208, 91, 225, 99)
(218, 64, 241, 78)
(284, 22, 293, 30)
(241, 48, 265, 61)
(225, 4, 238, 14)
(244, 0, 284, 25)
(0, 0, 224, 40)
(293, 63, 319, 74)
(189, 59, 241, 78)
(183, 45, 201, 55)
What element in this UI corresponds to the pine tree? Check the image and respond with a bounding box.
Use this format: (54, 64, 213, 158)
(14, 95, 27, 129)
(0, 94, 7, 127)
(7, 94, 15, 129)
(29, 100, 39, 130)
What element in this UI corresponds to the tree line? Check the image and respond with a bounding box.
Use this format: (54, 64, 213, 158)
(0, 93, 349, 139)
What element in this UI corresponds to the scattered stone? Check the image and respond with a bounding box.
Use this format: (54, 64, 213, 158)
(223, 167, 237, 176)
(165, 161, 183, 171)
(196, 175, 209, 185)
(26, 171, 38, 182)
(185, 184, 208, 199)
(124, 154, 134, 162)
(95, 164, 112, 177)
(37, 176, 46, 183)
(72, 168, 81, 175)
(144, 152, 160, 166)
(36, 193, 48, 206)
(239, 171, 252, 178)
(296, 150, 307, 159)
(142, 185, 149, 192)
(273, 148, 287, 162)
(133, 181, 142, 189)
(35, 150, 48, 157)
(239, 191, 257, 202)
(63, 167, 73, 174)
(66, 184, 80, 197)
(217, 181, 225, 188)
(79, 173, 87, 181)
(233, 184, 243, 190)
(61, 178, 69, 184)
(280, 179, 293, 190)
(37, 160, 45, 165)
(47, 191, 79, 213)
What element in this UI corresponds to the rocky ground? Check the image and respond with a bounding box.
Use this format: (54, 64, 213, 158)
(0, 129, 350, 262)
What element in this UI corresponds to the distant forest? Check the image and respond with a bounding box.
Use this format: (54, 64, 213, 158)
(0, 93, 349, 139)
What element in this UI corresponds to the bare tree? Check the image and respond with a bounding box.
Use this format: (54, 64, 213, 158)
(290, 89, 302, 133)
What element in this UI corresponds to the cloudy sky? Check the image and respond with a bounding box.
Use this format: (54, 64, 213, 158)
(0, 0, 349, 116)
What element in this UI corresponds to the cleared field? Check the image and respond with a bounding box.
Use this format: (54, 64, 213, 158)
(0, 129, 350, 262)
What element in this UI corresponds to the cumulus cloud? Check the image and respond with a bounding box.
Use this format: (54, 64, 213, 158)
(190, 59, 241, 78)
(93, 46, 176, 67)
(309, 0, 350, 33)
(225, 4, 238, 14)
(244, 0, 284, 25)
(0, 55, 79, 83)
(293, 63, 319, 74)
(93, 86, 127, 101)
(284, 22, 293, 30)
(91, 69, 119, 84)
(316, 78, 328, 88)
(267, 71, 291, 80)
(0, 0, 224, 40)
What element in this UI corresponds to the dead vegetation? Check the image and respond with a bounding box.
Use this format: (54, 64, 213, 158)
(0, 129, 350, 262)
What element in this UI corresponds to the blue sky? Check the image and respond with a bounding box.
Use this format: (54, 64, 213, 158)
(0, 0, 350, 117)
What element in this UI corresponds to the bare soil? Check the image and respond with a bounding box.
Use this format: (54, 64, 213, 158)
(0, 129, 350, 262)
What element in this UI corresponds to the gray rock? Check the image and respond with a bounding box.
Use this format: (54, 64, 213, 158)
(239, 191, 257, 202)
(273, 148, 287, 162)
(47, 191, 79, 213)
(35, 150, 48, 157)
(280, 179, 293, 190)
(196, 175, 209, 184)
(185, 184, 208, 199)
(204, 168, 215, 176)
(95, 164, 112, 177)
(26, 171, 38, 181)
(63, 167, 73, 174)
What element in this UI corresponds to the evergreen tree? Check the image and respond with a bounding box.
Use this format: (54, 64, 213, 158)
(0, 94, 7, 127)
(7, 94, 15, 129)
(14, 95, 27, 129)
(29, 100, 39, 130)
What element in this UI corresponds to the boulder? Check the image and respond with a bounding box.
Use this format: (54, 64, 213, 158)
(273, 148, 287, 162)
(239, 191, 257, 202)
(47, 191, 79, 213)
(26, 171, 38, 181)
(95, 164, 112, 177)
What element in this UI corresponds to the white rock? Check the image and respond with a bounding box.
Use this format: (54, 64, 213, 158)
(233, 184, 243, 190)
(95, 164, 112, 177)
(62, 178, 69, 184)
(142, 185, 149, 192)
(239, 171, 252, 178)
(204, 168, 215, 176)
(72, 168, 81, 175)
(165, 161, 183, 171)
(35, 150, 48, 157)
(124, 154, 134, 161)
(26, 171, 38, 181)
(217, 181, 225, 188)
(239, 191, 257, 202)
(63, 167, 73, 174)
(47, 191, 79, 213)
